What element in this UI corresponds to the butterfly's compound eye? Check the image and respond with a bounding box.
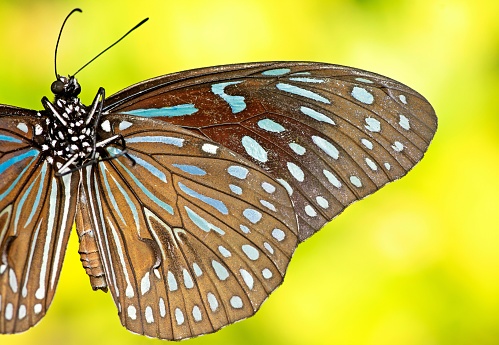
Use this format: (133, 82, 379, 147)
(51, 80, 65, 95)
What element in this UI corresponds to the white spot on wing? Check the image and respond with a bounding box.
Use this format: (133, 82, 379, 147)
(101, 120, 111, 132)
(175, 308, 185, 325)
(202, 143, 219, 154)
(127, 305, 137, 320)
(392, 141, 404, 152)
(399, 114, 410, 130)
(192, 305, 202, 322)
(207, 292, 219, 311)
(145, 306, 154, 324)
(159, 298, 166, 317)
(140, 272, 150, 295)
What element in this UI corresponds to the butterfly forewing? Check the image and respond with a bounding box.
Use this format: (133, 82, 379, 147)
(0, 110, 79, 333)
(104, 62, 437, 241)
(78, 115, 298, 340)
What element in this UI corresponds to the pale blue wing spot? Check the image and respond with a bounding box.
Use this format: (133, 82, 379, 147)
(111, 155, 175, 215)
(288, 77, 324, 83)
(261, 68, 291, 76)
(399, 114, 411, 130)
(287, 162, 305, 182)
(399, 94, 408, 104)
(257, 119, 285, 133)
(119, 121, 133, 131)
(229, 184, 242, 195)
(355, 77, 374, 84)
(185, 206, 225, 235)
(312, 136, 339, 159)
(0, 135, 23, 143)
(350, 176, 363, 188)
(276, 83, 331, 104)
(290, 72, 311, 76)
(243, 208, 262, 224)
(261, 182, 276, 194)
(351, 86, 374, 104)
(211, 81, 246, 113)
(289, 142, 306, 155)
(240, 224, 250, 234)
(17, 123, 28, 133)
(323, 169, 342, 188)
(300, 106, 335, 125)
(126, 136, 184, 147)
(365, 118, 381, 132)
(172, 164, 207, 176)
(276, 178, 293, 196)
(120, 104, 198, 117)
(227, 166, 249, 179)
(361, 138, 374, 150)
(178, 182, 228, 215)
(242, 136, 268, 163)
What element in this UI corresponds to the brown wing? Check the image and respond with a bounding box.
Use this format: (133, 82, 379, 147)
(77, 114, 298, 340)
(104, 62, 438, 241)
(0, 109, 78, 333)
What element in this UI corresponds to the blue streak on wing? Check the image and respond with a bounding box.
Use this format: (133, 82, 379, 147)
(276, 82, 331, 104)
(0, 134, 23, 143)
(288, 77, 325, 83)
(184, 205, 225, 235)
(109, 152, 175, 216)
(100, 164, 128, 225)
(211, 81, 246, 113)
(120, 104, 198, 117)
(0, 149, 39, 201)
(126, 136, 184, 147)
(16, 162, 48, 230)
(178, 182, 228, 215)
(172, 164, 207, 176)
(109, 147, 166, 183)
(262, 68, 291, 76)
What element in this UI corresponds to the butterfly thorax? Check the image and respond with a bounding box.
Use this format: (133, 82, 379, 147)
(39, 75, 105, 175)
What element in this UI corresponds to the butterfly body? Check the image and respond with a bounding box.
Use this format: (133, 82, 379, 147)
(0, 61, 436, 340)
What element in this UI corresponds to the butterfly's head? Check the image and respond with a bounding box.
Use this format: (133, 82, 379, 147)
(51, 75, 81, 98)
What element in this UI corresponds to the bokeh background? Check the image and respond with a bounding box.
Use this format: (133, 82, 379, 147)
(1, 0, 497, 344)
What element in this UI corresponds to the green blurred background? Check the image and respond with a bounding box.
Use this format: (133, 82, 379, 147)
(1, 0, 498, 344)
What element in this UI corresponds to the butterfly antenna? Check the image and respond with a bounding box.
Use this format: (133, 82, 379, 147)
(55, 8, 82, 78)
(73, 17, 149, 77)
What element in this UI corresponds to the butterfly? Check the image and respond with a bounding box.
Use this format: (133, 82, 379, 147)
(0, 9, 437, 341)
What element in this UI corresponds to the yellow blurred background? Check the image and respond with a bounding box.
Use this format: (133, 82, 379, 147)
(1, 0, 498, 344)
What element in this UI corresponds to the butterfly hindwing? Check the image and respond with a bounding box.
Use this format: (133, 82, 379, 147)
(0, 109, 79, 333)
(77, 114, 298, 340)
(104, 62, 437, 241)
